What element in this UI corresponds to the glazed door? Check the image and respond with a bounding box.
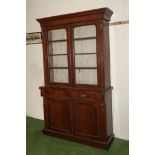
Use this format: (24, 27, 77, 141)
(47, 97, 72, 133)
(72, 22, 100, 89)
(46, 27, 71, 86)
(72, 99, 99, 139)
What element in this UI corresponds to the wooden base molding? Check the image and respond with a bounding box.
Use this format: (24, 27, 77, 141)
(42, 129, 114, 149)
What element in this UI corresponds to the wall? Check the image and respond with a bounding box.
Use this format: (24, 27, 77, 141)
(26, 0, 129, 140)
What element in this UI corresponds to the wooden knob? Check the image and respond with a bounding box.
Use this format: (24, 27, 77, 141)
(100, 103, 104, 106)
(80, 94, 87, 98)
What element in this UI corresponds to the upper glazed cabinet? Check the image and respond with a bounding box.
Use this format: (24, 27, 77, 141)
(37, 8, 113, 149)
(47, 24, 98, 86)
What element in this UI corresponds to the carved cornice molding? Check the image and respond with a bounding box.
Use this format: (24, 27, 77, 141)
(26, 20, 129, 45)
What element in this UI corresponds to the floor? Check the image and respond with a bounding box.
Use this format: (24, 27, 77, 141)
(26, 116, 129, 155)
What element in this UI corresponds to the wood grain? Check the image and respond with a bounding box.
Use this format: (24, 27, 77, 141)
(38, 8, 114, 149)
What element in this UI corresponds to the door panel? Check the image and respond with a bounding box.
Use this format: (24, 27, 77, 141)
(73, 99, 99, 139)
(72, 24, 98, 87)
(75, 69, 97, 85)
(47, 97, 72, 133)
(49, 69, 68, 83)
(47, 28, 69, 84)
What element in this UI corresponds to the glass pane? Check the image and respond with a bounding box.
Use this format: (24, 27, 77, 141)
(73, 25, 98, 85)
(75, 54, 97, 67)
(74, 39, 96, 54)
(75, 69, 97, 85)
(74, 25, 96, 38)
(48, 29, 67, 41)
(48, 41, 67, 55)
(49, 55, 68, 67)
(48, 28, 69, 84)
(50, 69, 68, 83)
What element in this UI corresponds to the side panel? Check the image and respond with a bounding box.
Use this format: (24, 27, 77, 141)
(105, 90, 113, 136)
(103, 21, 111, 89)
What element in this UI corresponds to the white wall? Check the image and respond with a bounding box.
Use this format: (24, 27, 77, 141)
(26, 0, 129, 140)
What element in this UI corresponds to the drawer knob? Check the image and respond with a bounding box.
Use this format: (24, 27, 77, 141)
(80, 94, 87, 98)
(100, 103, 104, 106)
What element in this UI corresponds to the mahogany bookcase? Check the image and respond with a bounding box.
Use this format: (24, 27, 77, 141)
(37, 8, 113, 149)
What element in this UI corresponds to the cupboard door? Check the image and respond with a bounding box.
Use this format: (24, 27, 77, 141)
(73, 24, 98, 86)
(47, 28, 69, 84)
(73, 99, 99, 139)
(47, 97, 72, 133)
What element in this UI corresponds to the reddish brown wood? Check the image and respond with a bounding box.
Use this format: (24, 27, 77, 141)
(67, 24, 75, 87)
(37, 8, 113, 149)
(74, 36, 96, 41)
(41, 29, 48, 85)
(47, 97, 72, 133)
(43, 98, 49, 129)
(71, 91, 100, 100)
(42, 129, 114, 150)
(72, 99, 98, 139)
(103, 21, 111, 89)
(37, 8, 113, 26)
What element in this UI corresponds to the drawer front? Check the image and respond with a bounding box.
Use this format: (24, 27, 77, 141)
(46, 89, 69, 97)
(71, 91, 100, 100)
(45, 88, 101, 100)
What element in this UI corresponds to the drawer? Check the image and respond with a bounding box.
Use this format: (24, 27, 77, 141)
(71, 91, 100, 100)
(46, 89, 69, 97)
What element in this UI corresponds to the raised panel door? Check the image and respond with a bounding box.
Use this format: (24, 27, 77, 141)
(73, 99, 99, 139)
(47, 97, 72, 133)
